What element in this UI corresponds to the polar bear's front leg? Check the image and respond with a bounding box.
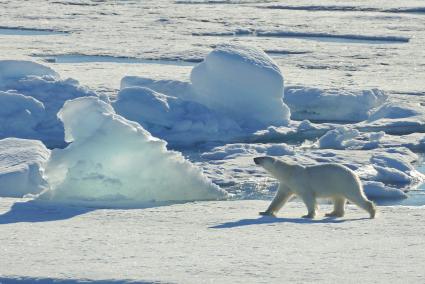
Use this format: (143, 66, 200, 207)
(301, 193, 317, 219)
(259, 185, 293, 217)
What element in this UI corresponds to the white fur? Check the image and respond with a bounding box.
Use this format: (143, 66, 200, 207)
(254, 156, 376, 218)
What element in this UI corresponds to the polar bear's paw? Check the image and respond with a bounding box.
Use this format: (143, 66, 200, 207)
(259, 211, 276, 217)
(325, 212, 344, 218)
(302, 213, 316, 219)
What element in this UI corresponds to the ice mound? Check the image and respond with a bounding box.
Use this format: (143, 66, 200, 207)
(201, 143, 294, 160)
(284, 87, 387, 122)
(112, 87, 241, 146)
(121, 77, 195, 101)
(357, 101, 425, 135)
(0, 60, 95, 148)
(0, 60, 59, 88)
(191, 43, 290, 128)
(315, 127, 425, 152)
(370, 152, 417, 184)
(0, 91, 45, 138)
(0, 138, 50, 197)
(316, 126, 384, 150)
(40, 97, 226, 206)
(368, 101, 422, 121)
(363, 181, 408, 200)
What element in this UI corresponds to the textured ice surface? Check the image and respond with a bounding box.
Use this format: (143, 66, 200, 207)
(191, 43, 290, 128)
(315, 127, 425, 152)
(113, 86, 241, 146)
(0, 138, 50, 197)
(0, 60, 94, 147)
(41, 97, 226, 206)
(197, 143, 423, 200)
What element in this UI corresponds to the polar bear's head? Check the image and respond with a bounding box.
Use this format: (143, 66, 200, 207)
(254, 156, 299, 181)
(254, 156, 281, 178)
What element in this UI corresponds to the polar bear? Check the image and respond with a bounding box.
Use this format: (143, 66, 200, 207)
(254, 156, 376, 218)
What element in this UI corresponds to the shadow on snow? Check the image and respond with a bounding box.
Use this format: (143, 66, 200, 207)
(0, 200, 95, 224)
(0, 276, 163, 284)
(0, 199, 177, 224)
(210, 215, 370, 229)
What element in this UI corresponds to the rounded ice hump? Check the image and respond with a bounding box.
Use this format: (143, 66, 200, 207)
(190, 43, 290, 128)
(40, 97, 226, 206)
(0, 60, 59, 85)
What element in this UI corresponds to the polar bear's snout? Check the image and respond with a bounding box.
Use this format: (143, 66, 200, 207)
(254, 156, 274, 166)
(253, 157, 263, 165)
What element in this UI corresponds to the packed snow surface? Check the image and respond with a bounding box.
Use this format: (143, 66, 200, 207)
(0, 138, 50, 197)
(1, 199, 425, 283)
(40, 97, 225, 206)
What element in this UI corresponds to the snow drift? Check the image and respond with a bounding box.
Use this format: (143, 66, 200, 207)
(0, 60, 94, 148)
(0, 138, 50, 197)
(40, 97, 226, 206)
(191, 43, 290, 128)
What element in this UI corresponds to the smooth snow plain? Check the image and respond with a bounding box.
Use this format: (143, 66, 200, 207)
(1, 0, 425, 283)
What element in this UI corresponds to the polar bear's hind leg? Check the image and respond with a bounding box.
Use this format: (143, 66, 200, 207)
(347, 191, 376, 219)
(325, 197, 346, 217)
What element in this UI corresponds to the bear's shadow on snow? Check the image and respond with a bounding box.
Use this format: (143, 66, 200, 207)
(210, 216, 369, 229)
